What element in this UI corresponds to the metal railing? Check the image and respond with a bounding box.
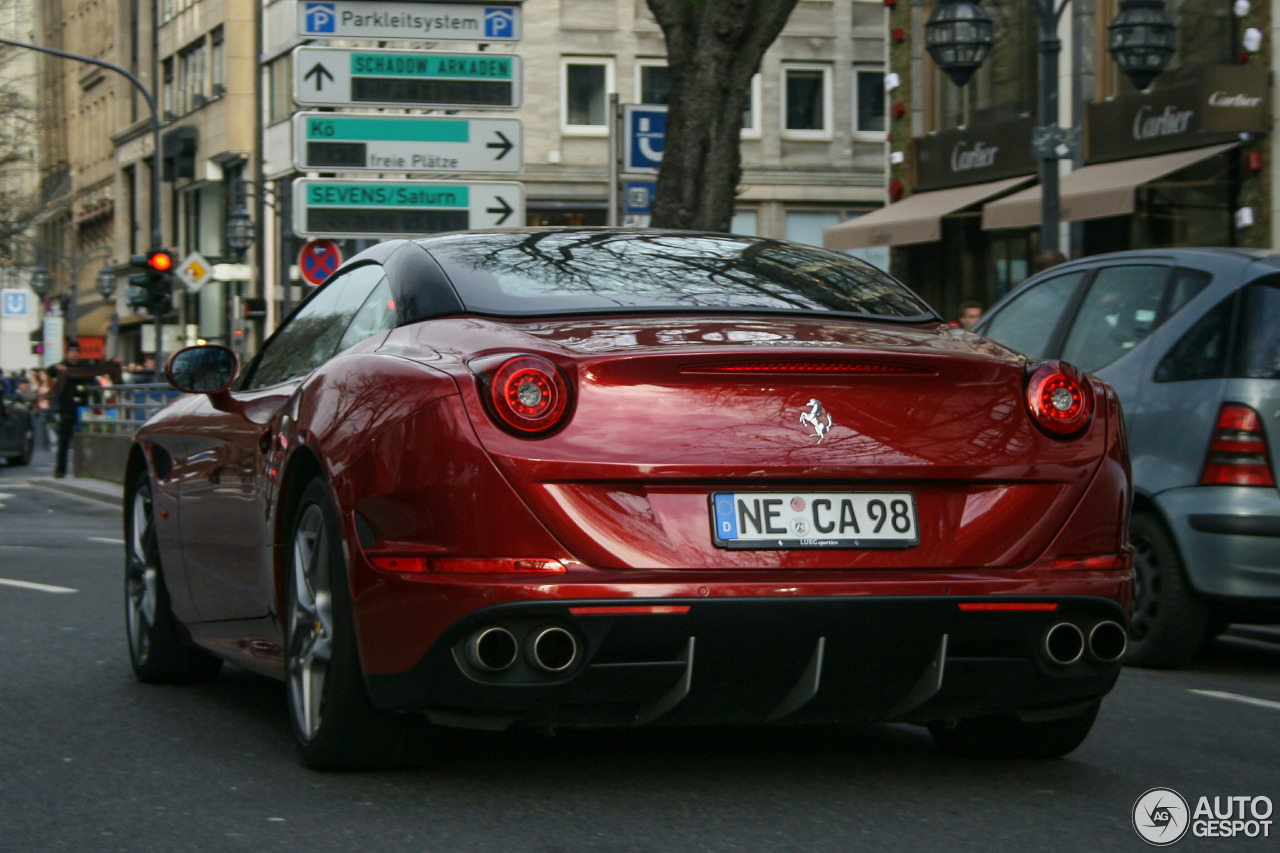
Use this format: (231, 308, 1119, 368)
(80, 383, 181, 434)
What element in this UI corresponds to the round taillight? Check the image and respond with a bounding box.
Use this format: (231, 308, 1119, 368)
(1026, 361, 1093, 437)
(489, 356, 569, 434)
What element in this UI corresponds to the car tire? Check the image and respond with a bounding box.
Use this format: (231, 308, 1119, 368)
(285, 477, 438, 771)
(125, 472, 223, 683)
(7, 423, 33, 466)
(928, 701, 1101, 759)
(1125, 510, 1207, 668)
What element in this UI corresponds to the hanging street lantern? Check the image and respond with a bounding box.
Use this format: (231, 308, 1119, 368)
(30, 264, 52, 297)
(96, 265, 116, 298)
(226, 204, 255, 259)
(924, 0, 995, 87)
(1108, 0, 1177, 91)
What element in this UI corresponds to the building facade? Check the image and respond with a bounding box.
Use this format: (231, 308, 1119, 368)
(826, 0, 1276, 323)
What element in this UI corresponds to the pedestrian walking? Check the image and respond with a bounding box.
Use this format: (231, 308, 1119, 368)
(49, 342, 121, 478)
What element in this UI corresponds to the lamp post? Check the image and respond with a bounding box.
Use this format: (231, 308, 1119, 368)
(926, 0, 1176, 254)
(29, 243, 113, 345)
(226, 178, 294, 326)
(0, 36, 166, 363)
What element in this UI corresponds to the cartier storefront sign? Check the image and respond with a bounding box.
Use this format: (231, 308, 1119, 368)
(915, 116, 1038, 191)
(1087, 65, 1270, 163)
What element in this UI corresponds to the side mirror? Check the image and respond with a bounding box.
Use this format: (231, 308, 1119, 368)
(166, 345, 239, 396)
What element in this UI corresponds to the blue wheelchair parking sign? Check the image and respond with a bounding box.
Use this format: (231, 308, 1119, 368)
(484, 8, 515, 38)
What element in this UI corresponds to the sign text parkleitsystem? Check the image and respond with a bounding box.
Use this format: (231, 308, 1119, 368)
(298, 1, 521, 41)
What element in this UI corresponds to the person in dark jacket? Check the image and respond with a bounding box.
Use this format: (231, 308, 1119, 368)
(49, 343, 121, 478)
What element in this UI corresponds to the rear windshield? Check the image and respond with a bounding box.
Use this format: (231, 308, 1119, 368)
(419, 231, 935, 320)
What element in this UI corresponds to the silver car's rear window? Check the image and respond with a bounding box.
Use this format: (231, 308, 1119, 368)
(420, 231, 935, 321)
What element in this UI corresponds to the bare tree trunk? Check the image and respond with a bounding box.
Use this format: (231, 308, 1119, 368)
(646, 0, 800, 232)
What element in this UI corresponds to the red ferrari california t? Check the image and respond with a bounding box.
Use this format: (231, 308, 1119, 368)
(126, 229, 1132, 768)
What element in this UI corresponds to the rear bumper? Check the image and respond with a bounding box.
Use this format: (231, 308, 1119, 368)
(1155, 486, 1280, 600)
(364, 594, 1125, 730)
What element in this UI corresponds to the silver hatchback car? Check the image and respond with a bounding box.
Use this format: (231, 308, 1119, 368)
(976, 249, 1280, 667)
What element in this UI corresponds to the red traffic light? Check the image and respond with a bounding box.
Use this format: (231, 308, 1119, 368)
(147, 251, 174, 272)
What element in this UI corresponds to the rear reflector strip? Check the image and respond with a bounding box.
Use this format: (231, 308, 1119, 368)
(370, 557, 567, 574)
(682, 361, 934, 375)
(958, 602, 1060, 612)
(568, 605, 692, 615)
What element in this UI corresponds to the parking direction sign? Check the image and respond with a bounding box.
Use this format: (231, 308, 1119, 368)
(294, 179, 524, 238)
(624, 104, 667, 173)
(293, 47, 521, 110)
(298, 239, 344, 286)
(298, 2, 521, 42)
(293, 113, 522, 174)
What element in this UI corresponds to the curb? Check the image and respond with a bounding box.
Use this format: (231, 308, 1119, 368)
(29, 477, 124, 510)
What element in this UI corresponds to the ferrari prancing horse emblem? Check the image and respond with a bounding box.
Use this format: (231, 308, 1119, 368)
(799, 398, 833, 443)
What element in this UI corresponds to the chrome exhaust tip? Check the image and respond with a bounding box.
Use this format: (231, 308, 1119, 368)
(526, 626, 578, 673)
(1042, 622, 1085, 665)
(1088, 620, 1128, 662)
(465, 626, 519, 672)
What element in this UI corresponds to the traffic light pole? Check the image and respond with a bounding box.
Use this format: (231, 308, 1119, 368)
(0, 36, 165, 363)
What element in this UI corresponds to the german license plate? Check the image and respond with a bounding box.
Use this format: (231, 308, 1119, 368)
(710, 491, 919, 550)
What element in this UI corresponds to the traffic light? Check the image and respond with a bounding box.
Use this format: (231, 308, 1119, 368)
(128, 250, 175, 315)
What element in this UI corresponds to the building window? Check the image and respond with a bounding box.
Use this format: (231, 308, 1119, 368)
(185, 188, 202, 254)
(162, 58, 174, 119)
(786, 210, 841, 246)
(783, 65, 831, 137)
(637, 61, 761, 136)
(562, 58, 614, 133)
(854, 68, 886, 135)
(178, 39, 207, 115)
(268, 55, 292, 124)
(211, 27, 225, 95)
(731, 210, 758, 236)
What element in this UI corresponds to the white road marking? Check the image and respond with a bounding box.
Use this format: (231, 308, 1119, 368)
(1190, 689, 1280, 712)
(87, 537, 125, 545)
(0, 577, 78, 594)
(0, 493, 14, 499)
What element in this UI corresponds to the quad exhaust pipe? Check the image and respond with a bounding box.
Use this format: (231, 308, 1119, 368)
(1042, 622, 1085, 665)
(526, 626, 579, 672)
(465, 626, 519, 672)
(1088, 620, 1127, 662)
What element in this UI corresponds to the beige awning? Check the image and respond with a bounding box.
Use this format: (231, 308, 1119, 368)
(823, 175, 1036, 250)
(982, 142, 1238, 230)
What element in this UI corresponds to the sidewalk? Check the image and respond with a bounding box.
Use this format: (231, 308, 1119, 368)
(30, 474, 124, 509)
(4, 446, 124, 509)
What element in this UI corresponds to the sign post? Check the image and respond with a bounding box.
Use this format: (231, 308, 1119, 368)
(294, 179, 525, 238)
(293, 113, 521, 173)
(292, 47, 521, 109)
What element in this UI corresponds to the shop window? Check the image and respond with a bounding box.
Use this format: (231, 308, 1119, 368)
(562, 58, 614, 133)
(982, 271, 1087, 359)
(854, 68, 886, 135)
(783, 65, 831, 137)
(786, 210, 841, 246)
(1061, 265, 1170, 373)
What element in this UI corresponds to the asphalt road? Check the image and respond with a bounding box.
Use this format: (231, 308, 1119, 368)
(1, 451, 1278, 852)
